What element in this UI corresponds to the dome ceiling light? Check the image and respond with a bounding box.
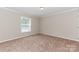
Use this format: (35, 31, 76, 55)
(40, 7, 44, 10)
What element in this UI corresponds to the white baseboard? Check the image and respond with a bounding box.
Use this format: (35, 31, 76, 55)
(41, 33, 79, 42)
(0, 33, 79, 43)
(0, 33, 38, 43)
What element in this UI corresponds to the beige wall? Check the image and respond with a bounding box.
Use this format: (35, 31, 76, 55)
(40, 10, 78, 40)
(0, 8, 39, 42)
(0, 8, 78, 42)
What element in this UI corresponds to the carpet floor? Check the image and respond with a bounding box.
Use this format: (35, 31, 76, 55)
(0, 34, 79, 52)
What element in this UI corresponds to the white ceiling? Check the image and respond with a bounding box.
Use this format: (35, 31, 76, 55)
(7, 7, 76, 18)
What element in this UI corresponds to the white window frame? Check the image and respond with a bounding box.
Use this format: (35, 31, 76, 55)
(20, 16, 31, 33)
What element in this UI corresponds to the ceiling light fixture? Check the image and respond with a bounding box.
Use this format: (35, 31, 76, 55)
(40, 7, 44, 10)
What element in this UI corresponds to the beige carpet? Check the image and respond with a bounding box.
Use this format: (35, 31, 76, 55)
(0, 34, 79, 52)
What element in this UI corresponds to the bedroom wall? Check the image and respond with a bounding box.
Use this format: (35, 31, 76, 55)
(0, 8, 39, 42)
(40, 9, 78, 41)
(0, 7, 78, 42)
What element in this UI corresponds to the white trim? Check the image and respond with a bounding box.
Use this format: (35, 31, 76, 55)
(0, 7, 22, 15)
(0, 33, 79, 43)
(0, 36, 25, 43)
(53, 8, 78, 15)
(0, 33, 38, 43)
(41, 33, 79, 42)
(0, 7, 38, 18)
(0, 7, 78, 18)
(42, 8, 78, 18)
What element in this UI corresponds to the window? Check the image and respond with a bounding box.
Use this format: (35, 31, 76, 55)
(20, 16, 31, 33)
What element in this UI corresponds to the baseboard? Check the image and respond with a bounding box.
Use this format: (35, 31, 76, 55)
(0, 33, 79, 43)
(40, 33, 79, 42)
(0, 33, 39, 43)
